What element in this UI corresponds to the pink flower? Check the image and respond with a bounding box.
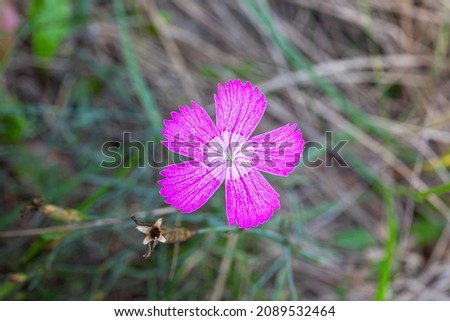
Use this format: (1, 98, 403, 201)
(0, 2, 21, 31)
(159, 80, 304, 229)
(0, 1, 21, 59)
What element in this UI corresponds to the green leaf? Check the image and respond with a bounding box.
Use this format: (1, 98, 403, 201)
(411, 218, 443, 247)
(334, 228, 376, 250)
(0, 282, 17, 300)
(200, 65, 221, 80)
(28, 0, 73, 58)
(0, 104, 27, 143)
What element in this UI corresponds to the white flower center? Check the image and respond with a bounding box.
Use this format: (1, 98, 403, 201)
(203, 130, 254, 179)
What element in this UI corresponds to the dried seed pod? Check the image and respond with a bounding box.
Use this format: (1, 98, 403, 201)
(40, 204, 83, 222)
(20, 197, 46, 218)
(159, 226, 196, 243)
(131, 215, 196, 259)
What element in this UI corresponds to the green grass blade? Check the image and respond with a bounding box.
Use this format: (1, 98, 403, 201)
(113, 0, 162, 134)
(375, 186, 398, 300)
(244, 0, 392, 141)
(416, 182, 450, 201)
(284, 247, 298, 300)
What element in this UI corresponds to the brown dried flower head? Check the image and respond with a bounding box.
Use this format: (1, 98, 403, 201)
(131, 215, 195, 259)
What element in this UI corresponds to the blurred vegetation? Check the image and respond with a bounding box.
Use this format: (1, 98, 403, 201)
(1, 0, 450, 300)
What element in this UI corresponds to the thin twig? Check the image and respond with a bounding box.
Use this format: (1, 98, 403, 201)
(0, 217, 126, 238)
(0, 207, 177, 238)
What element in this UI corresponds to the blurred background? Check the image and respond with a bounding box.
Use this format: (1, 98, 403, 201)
(1, 0, 450, 300)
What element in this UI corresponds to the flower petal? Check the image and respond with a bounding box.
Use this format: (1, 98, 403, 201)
(154, 218, 163, 228)
(143, 236, 152, 245)
(161, 102, 220, 159)
(136, 226, 151, 234)
(225, 169, 280, 229)
(215, 80, 266, 140)
(159, 161, 225, 213)
(247, 124, 303, 176)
